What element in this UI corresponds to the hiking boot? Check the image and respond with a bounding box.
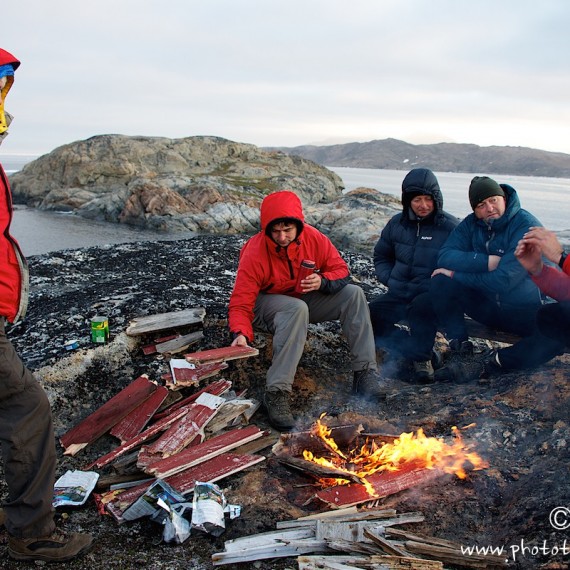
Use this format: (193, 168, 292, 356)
(8, 530, 93, 562)
(412, 360, 434, 383)
(264, 390, 295, 431)
(449, 339, 474, 356)
(481, 350, 502, 378)
(352, 369, 391, 400)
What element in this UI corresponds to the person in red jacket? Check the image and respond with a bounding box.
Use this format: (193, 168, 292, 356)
(515, 226, 570, 348)
(0, 48, 92, 562)
(229, 190, 387, 430)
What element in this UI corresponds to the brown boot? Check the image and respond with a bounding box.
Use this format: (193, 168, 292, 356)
(264, 390, 295, 431)
(352, 369, 392, 399)
(8, 530, 93, 562)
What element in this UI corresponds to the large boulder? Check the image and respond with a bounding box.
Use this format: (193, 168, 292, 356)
(10, 134, 402, 252)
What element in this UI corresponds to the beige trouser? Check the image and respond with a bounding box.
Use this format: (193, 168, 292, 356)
(0, 318, 56, 538)
(252, 284, 377, 392)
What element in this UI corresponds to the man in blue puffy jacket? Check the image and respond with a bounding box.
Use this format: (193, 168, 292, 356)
(369, 168, 458, 382)
(431, 175, 564, 375)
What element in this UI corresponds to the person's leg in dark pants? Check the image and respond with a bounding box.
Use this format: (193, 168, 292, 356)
(495, 302, 568, 371)
(0, 321, 56, 539)
(537, 301, 570, 347)
(406, 292, 438, 362)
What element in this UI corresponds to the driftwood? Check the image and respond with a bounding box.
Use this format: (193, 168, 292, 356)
(272, 424, 364, 458)
(155, 330, 204, 354)
(125, 307, 206, 336)
(298, 555, 443, 569)
(277, 455, 365, 485)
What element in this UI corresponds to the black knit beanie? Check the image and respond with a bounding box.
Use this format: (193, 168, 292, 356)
(469, 176, 505, 209)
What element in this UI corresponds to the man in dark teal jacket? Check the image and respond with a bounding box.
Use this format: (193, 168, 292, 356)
(369, 168, 458, 382)
(431, 176, 564, 374)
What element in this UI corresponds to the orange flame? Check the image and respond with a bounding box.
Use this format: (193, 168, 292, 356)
(303, 417, 488, 487)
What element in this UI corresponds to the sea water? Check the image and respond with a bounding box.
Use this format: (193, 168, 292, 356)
(2, 155, 569, 255)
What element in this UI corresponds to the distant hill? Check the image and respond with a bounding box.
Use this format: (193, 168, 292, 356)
(265, 138, 570, 178)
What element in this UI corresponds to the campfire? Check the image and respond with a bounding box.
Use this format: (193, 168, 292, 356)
(273, 415, 488, 508)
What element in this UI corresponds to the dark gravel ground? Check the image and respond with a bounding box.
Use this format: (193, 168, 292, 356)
(1, 234, 569, 569)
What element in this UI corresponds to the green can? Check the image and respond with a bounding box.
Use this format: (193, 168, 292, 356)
(91, 316, 109, 344)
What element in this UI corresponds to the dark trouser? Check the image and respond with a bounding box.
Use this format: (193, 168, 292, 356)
(252, 284, 377, 392)
(0, 319, 56, 538)
(369, 291, 436, 361)
(537, 301, 570, 347)
(430, 275, 565, 370)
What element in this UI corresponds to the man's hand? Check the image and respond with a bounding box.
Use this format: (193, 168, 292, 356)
(431, 268, 453, 278)
(515, 237, 544, 276)
(519, 226, 563, 265)
(488, 255, 501, 271)
(298, 272, 322, 293)
(231, 334, 249, 347)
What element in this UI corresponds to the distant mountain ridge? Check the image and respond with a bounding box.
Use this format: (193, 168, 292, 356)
(265, 138, 570, 178)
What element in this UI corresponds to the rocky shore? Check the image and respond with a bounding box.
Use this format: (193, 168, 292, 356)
(1, 234, 568, 569)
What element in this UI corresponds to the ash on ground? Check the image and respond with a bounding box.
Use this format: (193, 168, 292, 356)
(1, 234, 568, 570)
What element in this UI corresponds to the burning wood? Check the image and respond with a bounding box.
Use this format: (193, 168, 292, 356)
(275, 416, 488, 507)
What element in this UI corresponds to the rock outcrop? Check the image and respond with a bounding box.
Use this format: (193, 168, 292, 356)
(9, 134, 402, 253)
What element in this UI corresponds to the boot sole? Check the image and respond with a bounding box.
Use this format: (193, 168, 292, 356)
(8, 541, 92, 562)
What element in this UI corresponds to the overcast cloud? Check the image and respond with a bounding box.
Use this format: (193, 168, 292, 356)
(2, 0, 570, 156)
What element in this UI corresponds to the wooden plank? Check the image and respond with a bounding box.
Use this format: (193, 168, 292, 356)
(315, 464, 445, 508)
(213, 539, 331, 566)
(152, 379, 232, 421)
(156, 330, 204, 354)
(298, 555, 443, 570)
(163, 361, 229, 389)
(204, 399, 259, 435)
(60, 375, 157, 456)
(166, 452, 265, 495)
(404, 540, 508, 568)
(363, 528, 411, 557)
(278, 455, 365, 485)
(185, 345, 259, 364)
(126, 307, 206, 336)
(142, 334, 178, 355)
(144, 392, 224, 457)
(86, 405, 191, 469)
(109, 385, 169, 444)
(145, 425, 265, 478)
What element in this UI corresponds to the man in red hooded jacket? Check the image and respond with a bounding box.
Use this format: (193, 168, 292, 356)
(229, 190, 388, 430)
(0, 48, 92, 562)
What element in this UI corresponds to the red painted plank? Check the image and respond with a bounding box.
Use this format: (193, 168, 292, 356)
(166, 452, 265, 495)
(315, 462, 446, 508)
(152, 379, 232, 421)
(104, 453, 265, 522)
(145, 425, 265, 478)
(109, 385, 170, 444)
(185, 345, 259, 364)
(86, 405, 191, 470)
(145, 393, 224, 457)
(60, 375, 157, 456)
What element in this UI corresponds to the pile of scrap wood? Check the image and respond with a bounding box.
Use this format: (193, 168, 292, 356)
(59, 334, 271, 524)
(212, 507, 508, 569)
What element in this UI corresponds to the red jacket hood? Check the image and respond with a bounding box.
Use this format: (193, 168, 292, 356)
(260, 191, 305, 232)
(0, 48, 20, 70)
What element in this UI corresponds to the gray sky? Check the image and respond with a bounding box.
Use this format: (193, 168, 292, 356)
(2, 0, 570, 157)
